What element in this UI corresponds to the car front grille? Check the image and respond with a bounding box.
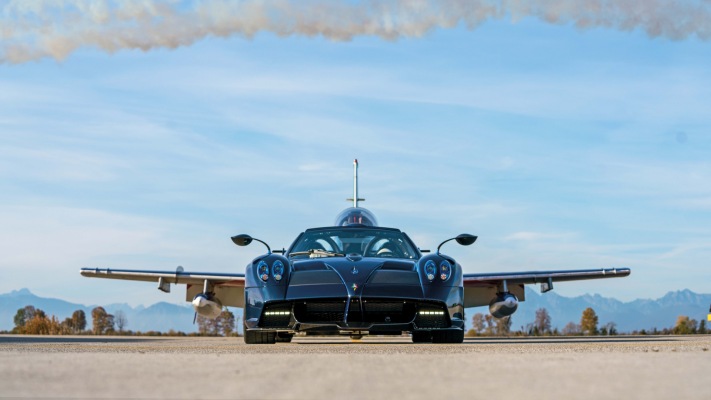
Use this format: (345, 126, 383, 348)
(264, 299, 450, 328)
(293, 301, 346, 323)
(358, 300, 416, 323)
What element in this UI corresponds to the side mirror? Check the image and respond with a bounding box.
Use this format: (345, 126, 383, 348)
(455, 234, 477, 246)
(231, 234, 271, 254)
(437, 233, 478, 254)
(231, 234, 253, 246)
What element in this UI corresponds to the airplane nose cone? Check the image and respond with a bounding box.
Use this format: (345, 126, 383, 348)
(192, 295, 207, 308)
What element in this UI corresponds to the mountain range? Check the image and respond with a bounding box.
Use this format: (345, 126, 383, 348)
(0, 289, 203, 333)
(511, 287, 711, 332)
(1, 288, 710, 333)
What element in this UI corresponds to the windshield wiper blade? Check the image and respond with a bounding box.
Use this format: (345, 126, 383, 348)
(289, 249, 344, 258)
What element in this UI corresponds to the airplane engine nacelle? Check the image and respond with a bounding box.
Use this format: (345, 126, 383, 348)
(489, 293, 519, 319)
(192, 294, 223, 319)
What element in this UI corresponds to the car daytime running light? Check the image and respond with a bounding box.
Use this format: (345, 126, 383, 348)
(272, 260, 285, 281)
(264, 311, 290, 316)
(418, 310, 445, 315)
(424, 260, 437, 281)
(439, 260, 452, 281)
(257, 261, 269, 282)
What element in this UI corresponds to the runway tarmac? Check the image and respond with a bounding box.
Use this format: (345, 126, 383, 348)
(1, 334, 709, 399)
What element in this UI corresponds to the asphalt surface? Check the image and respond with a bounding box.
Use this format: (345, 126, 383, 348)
(1, 334, 709, 399)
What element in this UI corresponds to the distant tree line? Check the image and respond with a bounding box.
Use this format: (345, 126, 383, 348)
(6, 303, 707, 337)
(632, 316, 708, 336)
(5, 304, 240, 337)
(11, 305, 87, 335)
(466, 307, 709, 337)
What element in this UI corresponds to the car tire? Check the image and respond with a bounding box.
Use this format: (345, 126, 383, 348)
(431, 329, 464, 344)
(411, 331, 432, 343)
(275, 332, 293, 343)
(244, 328, 277, 344)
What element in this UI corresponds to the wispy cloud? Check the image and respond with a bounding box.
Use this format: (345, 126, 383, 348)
(2, 0, 710, 63)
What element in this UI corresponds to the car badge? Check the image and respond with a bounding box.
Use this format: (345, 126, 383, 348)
(351, 266, 359, 275)
(352, 283, 358, 291)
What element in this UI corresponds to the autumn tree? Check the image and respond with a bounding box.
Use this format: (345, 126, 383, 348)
(91, 307, 115, 335)
(23, 314, 61, 335)
(72, 310, 87, 333)
(197, 309, 239, 336)
(197, 315, 219, 336)
(57, 310, 87, 334)
(533, 308, 552, 335)
(219, 309, 236, 336)
(580, 308, 599, 335)
(61, 317, 75, 334)
(471, 313, 486, 335)
(13, 305, 38, 331)
(673, 316, 698, 335)
(11, 306, 61, 335)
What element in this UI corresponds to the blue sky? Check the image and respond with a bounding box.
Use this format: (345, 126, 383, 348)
(1, 1, 710, 307)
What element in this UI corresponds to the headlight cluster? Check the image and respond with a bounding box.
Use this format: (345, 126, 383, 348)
(439, 260, 452, 281)
(423, 259, 453, 282)
(272, 260, 285, 281)
(424, 260, 437, 281)
(257, 260, 285, 282)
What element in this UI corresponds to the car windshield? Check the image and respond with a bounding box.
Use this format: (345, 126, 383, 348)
(289, 228, 419, 260)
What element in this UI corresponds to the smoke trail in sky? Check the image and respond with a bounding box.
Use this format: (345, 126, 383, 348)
(2, 0, 710, 63)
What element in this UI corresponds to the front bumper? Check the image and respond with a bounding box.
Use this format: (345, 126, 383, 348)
(245, 297, 464, 334)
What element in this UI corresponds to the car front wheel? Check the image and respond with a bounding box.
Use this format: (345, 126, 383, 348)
(431, 329, 464, 344)
(411, 331, 432, 343)
(244, 323, 277, 344)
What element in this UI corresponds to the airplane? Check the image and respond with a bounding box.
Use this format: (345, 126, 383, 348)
(81, 160, 631, 343)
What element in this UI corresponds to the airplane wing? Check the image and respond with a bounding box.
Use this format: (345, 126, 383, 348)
(462, 267, 630, 308)
(80, 268, 246, 307)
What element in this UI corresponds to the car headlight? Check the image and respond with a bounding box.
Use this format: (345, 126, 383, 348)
(440, 260, 452, 281)
(272, 260, 285, 281)
(257, 261, 269, 282)
(424, 260, 436, 281)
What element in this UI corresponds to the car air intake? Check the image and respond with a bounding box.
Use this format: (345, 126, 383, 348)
(360, 300, 416, 323)
(260, 303, 292, 328)
(414, 308, 449, 328)
(293, 301, 346, 323)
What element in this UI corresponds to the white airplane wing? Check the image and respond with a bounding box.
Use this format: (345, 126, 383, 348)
(80, 268, 246, 307)
(462, 267, 631, 308)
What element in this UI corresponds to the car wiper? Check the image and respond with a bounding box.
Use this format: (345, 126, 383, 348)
(289, 249, 345, 258)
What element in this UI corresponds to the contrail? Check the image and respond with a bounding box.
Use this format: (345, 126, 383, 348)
(2, 0, 710, 64)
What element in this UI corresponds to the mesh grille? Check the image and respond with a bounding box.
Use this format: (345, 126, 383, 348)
(293, 301, 346, 323)
(360, 300, 415, 323)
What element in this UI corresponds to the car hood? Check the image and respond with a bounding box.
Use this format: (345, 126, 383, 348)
(291, 257, 417, 287)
